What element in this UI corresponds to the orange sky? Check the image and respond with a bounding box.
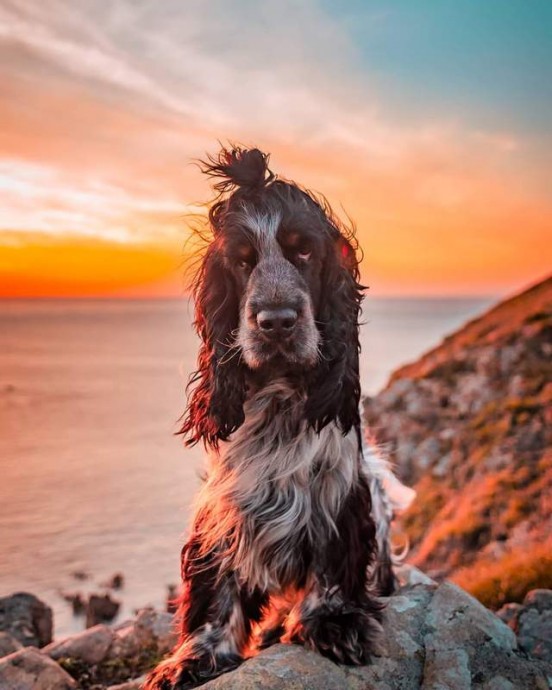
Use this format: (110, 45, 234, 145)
(1, 2, 551, 298)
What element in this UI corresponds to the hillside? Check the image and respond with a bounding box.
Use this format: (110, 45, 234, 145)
(364, 275, 552, 609)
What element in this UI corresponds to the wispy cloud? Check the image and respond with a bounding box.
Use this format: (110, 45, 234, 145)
(0, 159, 199, 242)
(0, 0, 550, 294)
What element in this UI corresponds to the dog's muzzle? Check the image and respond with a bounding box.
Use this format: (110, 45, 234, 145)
(238, 257, 320, 368)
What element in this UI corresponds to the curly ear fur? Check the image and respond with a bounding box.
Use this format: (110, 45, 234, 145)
(179, 245, 246, 447)
(305, 227, 364, 435)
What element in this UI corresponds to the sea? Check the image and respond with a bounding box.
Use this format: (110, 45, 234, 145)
(0, 296, 493, 639)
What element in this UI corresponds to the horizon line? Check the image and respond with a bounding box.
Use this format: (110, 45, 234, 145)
(0, 293, 499, 302)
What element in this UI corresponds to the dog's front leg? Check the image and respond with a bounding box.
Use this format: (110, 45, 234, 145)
(283, 577, 383, 665)
(283, 479, 384, 665)
(144, 539, 265, 690)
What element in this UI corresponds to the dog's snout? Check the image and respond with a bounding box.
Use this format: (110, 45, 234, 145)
(257, 308, 298, 339)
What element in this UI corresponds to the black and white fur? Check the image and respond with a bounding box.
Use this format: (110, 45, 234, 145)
(145, 147, 414, 689)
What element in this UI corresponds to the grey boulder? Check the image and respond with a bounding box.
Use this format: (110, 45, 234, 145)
(0, 647, 77, 689)
(0, 593, 53, 648)
(497, 589, 552, 663)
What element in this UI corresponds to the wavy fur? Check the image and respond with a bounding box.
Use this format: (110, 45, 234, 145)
(146, 146, 413, 690)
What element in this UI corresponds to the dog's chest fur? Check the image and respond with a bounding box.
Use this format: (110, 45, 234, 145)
(205, 379, 359, 591)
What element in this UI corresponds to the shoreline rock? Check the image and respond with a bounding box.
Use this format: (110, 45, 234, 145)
(86, 593, 121, 628)
(0, 592, 53, 648)
(0, 647, 77, 689)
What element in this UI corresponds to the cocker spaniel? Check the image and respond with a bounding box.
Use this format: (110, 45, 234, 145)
(145, 146, 414, 689)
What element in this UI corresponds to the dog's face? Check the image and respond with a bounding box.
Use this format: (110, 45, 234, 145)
(222, 202, 327, 370)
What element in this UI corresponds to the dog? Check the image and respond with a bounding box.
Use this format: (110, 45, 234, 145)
(145, 146, 414, 689)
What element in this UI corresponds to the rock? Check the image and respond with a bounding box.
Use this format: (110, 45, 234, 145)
(496, 602, 523, 627)
(86, 592, 121, 627)
(203, 644, 349, 690)
(481, 679, 516, 690)
(424, 581, 517, 652)
(102, 572, 125, 590)
(41, 608, 175, 688)
(497, 588, 552, 663)
(413, 436, 442, 471)
(0, 647, 77, 689)
(137, 609, 176, 655)
(166, 584, 179, 614)
(44, 624, 114, 665)
(109, 608, 177, 659)
(0, 593, 53, 647)
(382, 585, 432, 660)
(523, 588, 552, 613)
(71, 570, 89, 581)
(199, 581, 552, 689)
(60, 591, 86, 615)
(0, 632, 22, 658)
(422, 646, 471, 690)
(108, 676, 147, 690)
(395, 564, 436, 587)
(346, 656, 421, 690)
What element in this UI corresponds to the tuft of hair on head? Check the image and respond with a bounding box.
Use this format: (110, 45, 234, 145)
(200, 145, 275, 195)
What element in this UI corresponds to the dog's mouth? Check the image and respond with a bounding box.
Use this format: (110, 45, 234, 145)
(264, 337, 304, 361)
(241, 330, 319, 370)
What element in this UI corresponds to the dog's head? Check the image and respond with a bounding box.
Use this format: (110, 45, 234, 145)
(181, 146, 364, 447)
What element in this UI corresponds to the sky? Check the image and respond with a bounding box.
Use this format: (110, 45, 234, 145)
(0, 0, 551, 297)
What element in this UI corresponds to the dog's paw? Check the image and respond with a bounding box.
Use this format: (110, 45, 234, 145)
(143, 658, 184, 690)
(287, 605, 383, 665)
(144, 652, 243, 690)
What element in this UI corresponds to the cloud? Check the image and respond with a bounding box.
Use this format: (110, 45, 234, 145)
(0, 158, 198, 242)
(0, 0, 550, 294)
(0, 0, 361, 132)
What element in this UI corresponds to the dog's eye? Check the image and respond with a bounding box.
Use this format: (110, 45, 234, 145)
(237, 259, 253, 271)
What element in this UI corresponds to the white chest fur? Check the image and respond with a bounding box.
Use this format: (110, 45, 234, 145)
(195, 379, 360, 591)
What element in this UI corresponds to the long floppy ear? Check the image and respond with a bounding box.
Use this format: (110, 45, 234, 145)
(305, 231, 364, 435)
(179, 245, 246, 447)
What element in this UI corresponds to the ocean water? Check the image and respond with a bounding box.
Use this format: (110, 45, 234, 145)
(0, 296, 492, 639)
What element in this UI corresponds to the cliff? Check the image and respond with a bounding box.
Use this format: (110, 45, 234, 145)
(364, 275, 552, 609)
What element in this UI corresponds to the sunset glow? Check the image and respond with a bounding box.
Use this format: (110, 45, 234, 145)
(1, 1, 551, 297)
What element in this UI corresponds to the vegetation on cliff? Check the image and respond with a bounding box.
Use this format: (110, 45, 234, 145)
(364, 275, 552, 609)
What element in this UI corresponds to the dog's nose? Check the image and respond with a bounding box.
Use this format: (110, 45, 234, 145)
(257, 308, 298, 339)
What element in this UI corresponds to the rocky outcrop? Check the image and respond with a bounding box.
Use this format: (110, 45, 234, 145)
(363, 275, 552, 608)
(0, 580, 550, 689)
(0, 592, 53, 648)
(197, 567, 551, 689)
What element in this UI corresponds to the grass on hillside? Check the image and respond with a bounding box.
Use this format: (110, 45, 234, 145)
(452, 541, 552, 610)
